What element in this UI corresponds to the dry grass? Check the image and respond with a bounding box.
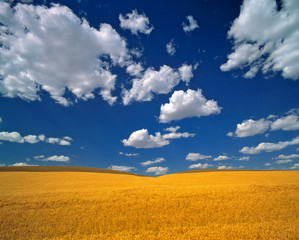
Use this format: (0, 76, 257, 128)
(0, 168, 298, 239)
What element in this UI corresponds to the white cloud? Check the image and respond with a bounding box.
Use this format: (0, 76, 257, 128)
(0, 130, 72, 145)
(162, 132, 195, 140)
(109, 165, 137, 172)
(126, 63, 144, 77)
(275, 159, 293, 164)
(289, 163, 299, 169)
(0, 3, 133, 106)
(119, 9, 153, 35)
(226, 132, 234, 137)
(178, 64, 195, 84)
(34, 155, 45, 160)
(164, 126, 181, 133)
(141, 157, 165, 166)
(43, 155, 70, 162)
(0, 131, 24, 143)
(220, 0, 299, 80)
(159, 89, 221, 123)
(119, 152, 139, 157)
(240, 136, 299, 154)
(274, 154, 299, 159)
(238, 156, 250, 161)
(214, 155, 230, 161)
(188, 163, 212, 169)
(11, 162, 36, 166)
(146, 166, 168, 175)
(232, 118, 270, 138)
(186, 153, 212, 161)
(218, 165, 235, 170)
(166, 39, 177, 56)
(265, 163, 272, 166)
(182, 15, 199, 33)
(122, 129, 169, 149)
(122, 64, 194, 105)
(271, 114, 299, 131)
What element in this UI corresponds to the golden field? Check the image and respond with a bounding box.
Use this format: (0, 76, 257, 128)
(0, 168, 298, 239)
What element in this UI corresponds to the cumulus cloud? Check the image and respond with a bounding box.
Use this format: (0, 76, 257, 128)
(0, 3, 133, 106)
(11, 162, 35, 166)
(220, 0, 299, 80)
(162, 125, 195, 139)
(182, 15, 199, 33)
(240, 136, 299, 154)
(119, 9, 153, 35)
(188, 163, 212, 169)
(178, 64, 195, 84)
(146, 166, 168, 175)
(214, 155, 230, 161)
(275, 159, 293, 164)
(109, 165, 137, 172)
(218, 165, 235, 170)
(122, 129, 169, 149)
(119, 152, 139, 157)
(122, 64, 195, 105)
(274, 154, 299, 159)
(159, 89, 221, 123)
(186, 153, 212, 161)
(126, 63, 144, 77)
(0, 131, 72, 145)
(270, 114, 299, 131)
(41, 155, 70, 162)
(141, 157, 165, 166)
(238, 156, 250, 161)
(166, 39, 177, 56)
(233, 118, 270, 138)
(229, 111, 299, 138)
(289, 163, 299, 169)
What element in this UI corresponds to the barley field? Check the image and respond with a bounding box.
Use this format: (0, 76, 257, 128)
(0, 167, 298, 239)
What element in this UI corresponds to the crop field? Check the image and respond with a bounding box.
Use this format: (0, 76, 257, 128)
(0, 167, 298, 239)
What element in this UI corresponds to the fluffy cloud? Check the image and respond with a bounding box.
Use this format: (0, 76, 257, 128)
(233, 119, 270, 138)
(43, 155, 70, 162)
(186, 153, 212, 161)
(146, 166, 168, 175)
(109, 165, 137, 172)
(11, 162, 34, 166)
(141, 157, 165, 166)
(274, 154, 299, 159)
(229, 111, 299, 138)
(119, 152, 139, 157)
(238, 156, 250, 161)
(122, 129, 169, 149)
(188, 163, 212, 169)
(289, 163, 299, 169)
(162, 125, 195, 139)
(275, 159, 293, 164)
(218, 165, 235, 170)
(271, 114, 299, 131)
(240, 136, 299, 154)
(159, 89, 221, 123)
(182, 15, 199, 33)
(220, 0, 299, 80)
(126, 63, 144, 77)
(119, 9, 153, 35)
(214, 155, 230, 161)
(166, 39, 177, 56)
(0, 131, 72, 145)
(0, 3, 132, 106)
(122, 64, 195, 105)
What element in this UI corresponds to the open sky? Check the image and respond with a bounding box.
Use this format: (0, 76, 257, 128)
(0, 0, 299, 175)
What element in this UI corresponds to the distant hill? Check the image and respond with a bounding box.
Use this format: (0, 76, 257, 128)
(0, 166, 147, 177)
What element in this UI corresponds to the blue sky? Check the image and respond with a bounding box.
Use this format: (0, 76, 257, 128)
(0, 0, 299, 175)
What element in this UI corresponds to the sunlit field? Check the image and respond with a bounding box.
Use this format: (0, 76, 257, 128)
(0, 168, 298, 239)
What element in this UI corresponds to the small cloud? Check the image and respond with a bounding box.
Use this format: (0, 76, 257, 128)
(238, 156, 250, 161)
(141, 157, 165, 166)
(109, 165, 137, 172)
(166, 39, 177, 56)
(119, 9, 154, 35)
(289, 163, 299, 170)
(217, 165, 235, 170)
(274, 154, 299, 160)
(182, 15, 199, 33)
(227, 132, 234, 137)
(119, 152, 139, 157)
(214, 155, 230, 161)
(35, 155, 70, 162)
(264, 163, 272, 166)
(11, 162, 36, 166)
(122, 129, 169, 149)
(186, 153, 212, 161)
(146, 166, 169, 175)
(188, 163, 212, 169)
(275, 159, 293, 164)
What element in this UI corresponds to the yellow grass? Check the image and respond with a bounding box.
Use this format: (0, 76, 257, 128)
(0, 169, 298, 239)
